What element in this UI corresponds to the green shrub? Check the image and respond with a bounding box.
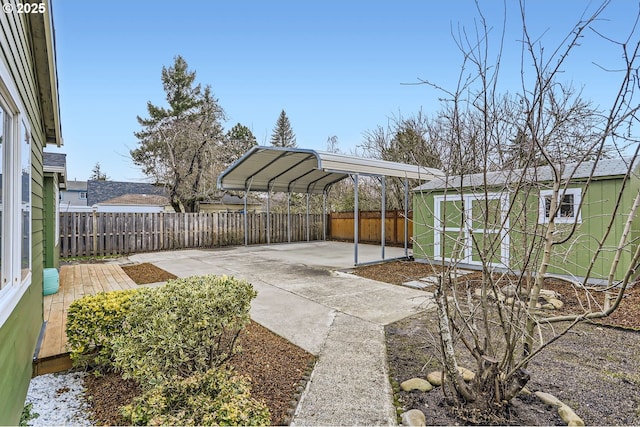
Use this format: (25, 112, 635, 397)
(66, 289, 138, 371)
(121, 368, 271, 426)
(113, 275, 257, 385)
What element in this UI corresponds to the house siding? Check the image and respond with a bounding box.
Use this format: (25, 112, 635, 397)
(413, 176, 638, 282)
(0, 6, 54, 424)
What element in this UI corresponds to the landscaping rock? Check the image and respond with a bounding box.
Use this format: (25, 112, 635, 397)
(457, 366, 475, 382)
(539, 289, 560, 299)
(426, 371, 444, 386)
(401, 409, 426, 426)
(401, 378, 433, 392)
(544, 297, 564, 309)
(558, 404, 585, 426)
(534, 391, 563, 407)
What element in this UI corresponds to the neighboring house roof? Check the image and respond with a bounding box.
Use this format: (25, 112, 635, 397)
(414, 157, 640, 191)
(99, 194, 170, 206)
(87, 180, 167, 206)
(202, 193, 261, 205)
(66, 180, 87, 191)
(43, 152, 67, 187)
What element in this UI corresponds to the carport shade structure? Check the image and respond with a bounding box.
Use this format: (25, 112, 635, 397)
(217, 146, 444, 265)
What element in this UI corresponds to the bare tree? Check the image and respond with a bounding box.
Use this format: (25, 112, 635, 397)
(412, 1, 640, 420)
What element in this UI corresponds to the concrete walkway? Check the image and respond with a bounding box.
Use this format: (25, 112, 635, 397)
(129, 242, 435, 426)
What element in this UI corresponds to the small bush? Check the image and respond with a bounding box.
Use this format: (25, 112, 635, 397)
(121, 368, 271, 426)
(113, 275, 257, 385)
(66, 289, 138, 371)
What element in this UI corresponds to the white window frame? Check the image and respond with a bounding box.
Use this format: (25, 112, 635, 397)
(433, 192, 510, 268)
(0, 64, 33, 328)
(538, 188, 582, 225)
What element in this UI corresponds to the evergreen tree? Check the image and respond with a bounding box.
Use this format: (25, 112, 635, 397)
(90, 162, 109, 181)
(223, 123, 257, 167)
(270, 110, 297, 148)
(131, 56, 225, 212)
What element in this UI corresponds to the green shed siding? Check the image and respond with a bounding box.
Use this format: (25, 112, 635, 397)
(0, 6, 57, 424)
(414, 176, 639, 282)
(43, 174, 60, 268)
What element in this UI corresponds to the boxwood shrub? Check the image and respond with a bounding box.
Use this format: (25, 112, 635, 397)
(66, 289, 138, 372)
(121, 368, 271, 426)
(112, 274, 257, 385)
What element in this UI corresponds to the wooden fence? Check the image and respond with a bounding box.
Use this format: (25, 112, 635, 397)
(60, 212, 325, 258)
(329, 210, 413, 247)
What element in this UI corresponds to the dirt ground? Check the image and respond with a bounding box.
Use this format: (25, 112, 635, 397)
(356, 260, 640, 425)
(83, 263, 314, 425)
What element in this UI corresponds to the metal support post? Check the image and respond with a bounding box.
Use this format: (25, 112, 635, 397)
(404, 178, 409, 258)
(322, 191, 327, 241)
(306, 193, 310, 241)
(287, 193, 291, 243)
(267, 190, 271, 245)
(381, 176, 386, 260)
(354, 175, 359, 265)
(244, 192, 248, 246)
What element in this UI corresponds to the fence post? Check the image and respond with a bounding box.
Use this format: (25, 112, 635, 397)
(92, 211, 98, 256)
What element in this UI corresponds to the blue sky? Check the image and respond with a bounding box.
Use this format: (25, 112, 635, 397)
(46, 0, 638, 182)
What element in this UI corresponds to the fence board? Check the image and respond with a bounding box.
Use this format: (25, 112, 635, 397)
(328, 210, 413, 246)
(60, 211, 327, 258)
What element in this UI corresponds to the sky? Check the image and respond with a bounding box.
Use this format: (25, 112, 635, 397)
(45, 0, 638, 182)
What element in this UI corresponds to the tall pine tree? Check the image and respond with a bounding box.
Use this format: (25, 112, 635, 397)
(270, 110, 297, 148)
(131, 56, 225, 212)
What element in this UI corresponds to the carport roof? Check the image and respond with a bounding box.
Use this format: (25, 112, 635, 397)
(217, 146, 444, 194)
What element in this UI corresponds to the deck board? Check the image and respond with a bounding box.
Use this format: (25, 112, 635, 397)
(34, 263, 138, 375)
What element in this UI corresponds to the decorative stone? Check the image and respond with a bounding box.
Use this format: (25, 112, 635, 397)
(401, 409, 426, 426)
(534, 391, 563, 407)
(542, 303, 556, 310)
(426, 371, 444, 386)
(457, 366, 475, 382)
(501, 285, 519, 297)
(400, 378, 433, 392)
(539, 289, 561, 299)
(558, 404, 585, 426)
(545, 297, 564, 309)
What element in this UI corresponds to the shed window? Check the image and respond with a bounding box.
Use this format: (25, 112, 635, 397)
(539, 188, 582, 224)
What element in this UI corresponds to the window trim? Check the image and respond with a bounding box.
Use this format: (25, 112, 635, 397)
(538, 188, 582, 225)
(0, 63, 33, 328)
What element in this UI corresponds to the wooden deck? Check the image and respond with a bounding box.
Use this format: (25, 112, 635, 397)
(33, 263, 138, 376)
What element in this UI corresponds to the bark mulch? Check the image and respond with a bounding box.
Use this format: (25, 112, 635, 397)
(84, 321, 314, 425)
(83, 263, 314, 426)
(359, 260, 640, 425)
(120, 262, 177, 284)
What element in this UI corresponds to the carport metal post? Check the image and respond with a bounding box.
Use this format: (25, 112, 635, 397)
(244, 193, 248, 246)
(381, 176, 386, 260)
(306, 193, 310, 242)
(404, 178, 409, 258)
(266, 189, 271, 245)
(354, 174, 359, 265)
(287, 193, 291, 243)
(322, 191, 327, 241)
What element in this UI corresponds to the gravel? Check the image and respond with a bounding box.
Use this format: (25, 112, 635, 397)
(24, 371, 92, 426)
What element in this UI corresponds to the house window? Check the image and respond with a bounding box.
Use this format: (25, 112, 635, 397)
(538, 188, 582, 224)
(21, 122, 31, 279)
(79, 191, 87, 199)
(0, 77, 32, 326)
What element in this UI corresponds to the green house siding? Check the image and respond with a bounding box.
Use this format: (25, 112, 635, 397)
(413, 176, 639, 282)
(0, 5, 59, 424)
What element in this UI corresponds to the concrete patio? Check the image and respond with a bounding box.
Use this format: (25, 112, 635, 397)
(129, 241, 435, 426)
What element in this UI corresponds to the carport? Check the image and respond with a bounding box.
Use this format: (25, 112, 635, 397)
(217, 146, 444, 265)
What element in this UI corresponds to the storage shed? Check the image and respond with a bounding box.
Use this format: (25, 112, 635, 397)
(412, 157, 640, 282)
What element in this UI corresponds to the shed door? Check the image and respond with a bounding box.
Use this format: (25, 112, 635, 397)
(434, 193, 509, 268)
